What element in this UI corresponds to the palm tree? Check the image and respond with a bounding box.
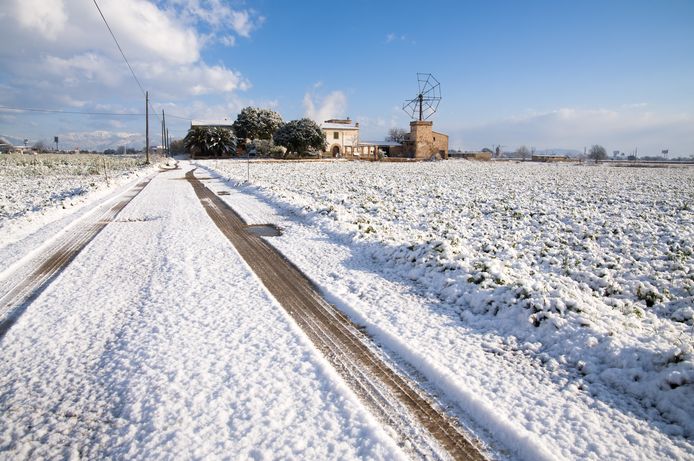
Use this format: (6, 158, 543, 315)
(183, 126, 237, 159)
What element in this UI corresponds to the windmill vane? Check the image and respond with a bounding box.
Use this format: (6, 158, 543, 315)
(403, 73, 442, 121)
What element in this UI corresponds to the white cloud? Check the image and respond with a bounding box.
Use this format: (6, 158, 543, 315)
(101, 0, 200, 65)
(0, 0, 262, 149)
(219, 35, 236, 47)
(303, 90, 347, 123)
(385, 32, 407, 44)
(229, 10, 254, 38)
(16, 0, 67, 40)
(168, 0, 264, 38)
(43, 53, 124, 87)
(138, 62, 250, 97)
(448, 107, 694, 155)
(5, 0, 201, 65)
(621, 102, 649, 109)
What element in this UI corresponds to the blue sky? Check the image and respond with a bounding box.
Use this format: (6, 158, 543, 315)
(1, 0, 692, 154)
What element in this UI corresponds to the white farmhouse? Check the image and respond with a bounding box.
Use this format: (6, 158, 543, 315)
(321, 119, 359, 158)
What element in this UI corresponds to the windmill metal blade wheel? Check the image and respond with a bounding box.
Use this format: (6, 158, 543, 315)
(403, 73, 442, 121)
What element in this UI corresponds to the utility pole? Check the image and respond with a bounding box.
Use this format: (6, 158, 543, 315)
(166, 128, 170, 157)
(145, 91, 150, 164)
(162, 109, 165, 154)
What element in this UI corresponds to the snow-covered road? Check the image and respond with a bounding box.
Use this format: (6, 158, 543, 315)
(0, 165, 405, 459)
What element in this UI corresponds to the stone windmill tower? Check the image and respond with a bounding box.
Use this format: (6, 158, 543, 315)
(402, 73, 448, 159)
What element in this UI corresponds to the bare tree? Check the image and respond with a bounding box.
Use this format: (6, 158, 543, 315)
(516, 145, 530, 161)
(386, 128, 407, 143)
(588, 144, 607, 163)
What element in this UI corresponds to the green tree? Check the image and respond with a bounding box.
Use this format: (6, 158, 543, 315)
(273, 118, 326, 156)
(588, 144, 607, 163)
(183, 126, 237, 158)
(232, 107, 284, 141)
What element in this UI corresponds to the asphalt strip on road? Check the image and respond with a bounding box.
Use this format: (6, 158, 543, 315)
(186, 168, 488, 461)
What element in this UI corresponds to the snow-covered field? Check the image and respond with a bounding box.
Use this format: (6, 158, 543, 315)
(198, 158, 694, 460)
(0, 153, 154, 249)
(1, 155, 692, 460)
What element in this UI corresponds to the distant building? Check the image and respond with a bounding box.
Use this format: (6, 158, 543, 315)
(319, 118, 449, 160)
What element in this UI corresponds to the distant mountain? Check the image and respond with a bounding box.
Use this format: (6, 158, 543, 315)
(1, 131, 144, 151)
(57, 131, 145, 152)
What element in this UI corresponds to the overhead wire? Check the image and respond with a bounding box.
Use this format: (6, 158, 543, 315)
(92, 0, 214, 147)
(92, 0, 171, 127)
(0, 105, 143, 116)
(0, 104, 191, 121)
(6, 0, 198, 146)
(92, 0, 146, 98)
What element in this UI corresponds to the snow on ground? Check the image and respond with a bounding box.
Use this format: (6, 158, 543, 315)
(197, 158, 694, 460)
(0, 153, 158, 251)
(0, 165, 404, 459)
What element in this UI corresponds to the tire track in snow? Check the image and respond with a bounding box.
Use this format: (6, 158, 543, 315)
(186, 169, 487, 461)
(0, 178, 153, 340)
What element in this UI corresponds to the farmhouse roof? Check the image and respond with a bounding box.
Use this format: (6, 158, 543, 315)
(321, 122, 359, 130)
(191, 119, 234, 127)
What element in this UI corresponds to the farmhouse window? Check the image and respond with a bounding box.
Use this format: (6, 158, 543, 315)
(333, 132, 339, 139)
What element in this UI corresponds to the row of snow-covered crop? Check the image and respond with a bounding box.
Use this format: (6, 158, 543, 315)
(200, 158, 694, 436)
(0, 153, 148, 222)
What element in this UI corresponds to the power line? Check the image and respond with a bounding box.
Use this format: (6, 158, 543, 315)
(0, 104, 193, 122)
(0, 104, 143, 116)
(92, 0, 164, 128)
(3, 0, 203, 143)
(92, 0, 146, 97)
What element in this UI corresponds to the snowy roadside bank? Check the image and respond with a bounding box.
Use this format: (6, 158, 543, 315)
(0, 165, 405, 459)
(196, 159, 694, 460)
